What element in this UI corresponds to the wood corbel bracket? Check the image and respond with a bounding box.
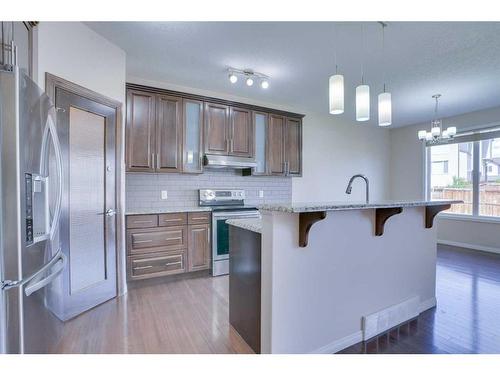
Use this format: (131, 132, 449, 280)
(299, 211, 327, 247)
(425, 204, 451, 228)
(375, 207, 403, 236)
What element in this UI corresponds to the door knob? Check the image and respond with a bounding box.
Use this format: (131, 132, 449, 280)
(98, 209, 117, 217)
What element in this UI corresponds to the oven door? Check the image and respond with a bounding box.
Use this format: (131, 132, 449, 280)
(211, 210, 260, 276)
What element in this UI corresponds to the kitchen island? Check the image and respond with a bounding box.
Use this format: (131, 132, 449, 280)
(228, 200, 462, 354)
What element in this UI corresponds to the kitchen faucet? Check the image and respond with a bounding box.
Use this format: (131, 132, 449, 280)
(345, 174, 370, 203)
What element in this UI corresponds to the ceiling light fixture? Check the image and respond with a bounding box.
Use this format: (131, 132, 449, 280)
(227, 68, 269, 89)
(378, 22, 392, 127)
(417, 94, 457, 142)
(356, 24, 370, 122)
(228, 73, 238, 84)
(329, 24, 344, 115)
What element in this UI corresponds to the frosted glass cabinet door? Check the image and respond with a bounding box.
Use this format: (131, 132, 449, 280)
(254, 112, 268, 175)
(183, 99, 203, 173)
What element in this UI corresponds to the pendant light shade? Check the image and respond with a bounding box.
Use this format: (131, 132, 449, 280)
(329, 74, 344, 114)
(378, 92, 392, 126)
(356, 84, 370, 121)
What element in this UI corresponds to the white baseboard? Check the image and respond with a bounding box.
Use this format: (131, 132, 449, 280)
(419, 296, 437, 312)
(309, 296, 437, 354)
(438, 240, 500, 255)
(309, 331, 363, 354)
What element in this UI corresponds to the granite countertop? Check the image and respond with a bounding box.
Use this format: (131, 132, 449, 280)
(126, 207, 212, 215)
(256, 200, 463, 213)
(226, 218, 262, 234)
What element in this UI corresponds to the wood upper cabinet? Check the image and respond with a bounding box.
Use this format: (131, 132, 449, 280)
(268, 114, 285, 175)
(126, 89, 182, 172)
(156, 95, 182, 172)
(187, 223, 211, 272)
(284, 117, 302, 176)
(126, 90, 156, 172)
(204, 102, 230, 155)
(229, 107, 253, 158)
(268, 114, 302, 176)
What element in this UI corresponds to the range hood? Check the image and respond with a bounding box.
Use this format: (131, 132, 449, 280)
(203, 154, 257, 169)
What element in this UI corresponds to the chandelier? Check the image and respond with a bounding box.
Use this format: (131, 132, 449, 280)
(417, 94, 456, 142)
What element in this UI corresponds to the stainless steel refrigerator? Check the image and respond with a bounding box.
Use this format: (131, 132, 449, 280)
(0, 63, 66, 353)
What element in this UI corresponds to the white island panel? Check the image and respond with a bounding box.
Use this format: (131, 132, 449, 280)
(260, 206, 437, 354)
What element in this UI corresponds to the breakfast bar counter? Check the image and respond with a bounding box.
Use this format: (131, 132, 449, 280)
(228, 199, 462, 354)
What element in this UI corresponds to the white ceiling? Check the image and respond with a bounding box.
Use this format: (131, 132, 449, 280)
(86, 22, 500, 128)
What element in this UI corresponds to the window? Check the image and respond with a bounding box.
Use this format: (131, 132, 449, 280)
(426, 128, 500, 218)
(479, 137, 500, 217)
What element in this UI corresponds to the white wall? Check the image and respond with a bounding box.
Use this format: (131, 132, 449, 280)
(389, 106, 500, 252)
(293, 113, 391, 202)
(36, 22, 128, 294)
(128, 76, 392, 204)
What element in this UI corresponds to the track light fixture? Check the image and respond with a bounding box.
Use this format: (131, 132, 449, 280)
(227, 68, 270, 89)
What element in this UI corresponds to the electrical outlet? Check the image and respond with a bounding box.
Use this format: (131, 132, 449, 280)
(161, 190, 168, 200)
(259, 190, 264, 198)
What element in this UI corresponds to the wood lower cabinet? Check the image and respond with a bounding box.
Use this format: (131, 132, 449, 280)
(126, 212, 211, 281)
(128, 251, 186, 280)
(187, 224, 211, 272)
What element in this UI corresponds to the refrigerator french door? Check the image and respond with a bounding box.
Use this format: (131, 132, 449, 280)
(0, 66, 66, 353)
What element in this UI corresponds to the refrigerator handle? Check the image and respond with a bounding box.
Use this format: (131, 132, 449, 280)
(1, 249, 65, 292)
(24, 252, 66, 297)
(39, 110, 63, 241)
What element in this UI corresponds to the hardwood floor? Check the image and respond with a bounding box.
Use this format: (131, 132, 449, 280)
(51, 272, 253, 354)
(340, 245, 500, 354)
(52, 245, 500, 354)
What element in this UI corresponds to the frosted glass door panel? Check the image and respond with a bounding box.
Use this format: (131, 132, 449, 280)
(254, 113, 267, 174)
(69, 107, 106, 293)
(183, 100, 203, 173)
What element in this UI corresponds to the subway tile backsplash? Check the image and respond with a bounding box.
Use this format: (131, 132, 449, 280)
(126, 169, 292, 212)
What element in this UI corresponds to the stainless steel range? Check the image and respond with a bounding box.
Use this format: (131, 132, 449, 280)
(199, 189, 260, 276)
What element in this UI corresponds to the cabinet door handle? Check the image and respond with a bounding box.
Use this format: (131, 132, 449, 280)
(134, 239, 153, 244)
(191, 217, 206, 220)
(165, 260, 183, 267)
(133, 220, 153, 224)
(163, 218, 182, 222)
(133, 265, 153, 270)
(207, 230, 210, 244)
(165, 237, 182, 241)
(156, 153, 160, 169)
(151, 153, 155, 169)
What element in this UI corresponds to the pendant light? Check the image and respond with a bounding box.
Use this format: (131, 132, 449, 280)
(329, 24, 344, 115)
(356, 24, 370, 122)
(378, 22, 392, 126)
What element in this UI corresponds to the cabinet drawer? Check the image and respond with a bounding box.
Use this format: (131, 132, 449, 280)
(188, 212, 211, 224)
(126, 215, 158, 229)
(128, 251, 185, 280)
(127, 226, 187, 255)
(159, 212, 187, 226)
